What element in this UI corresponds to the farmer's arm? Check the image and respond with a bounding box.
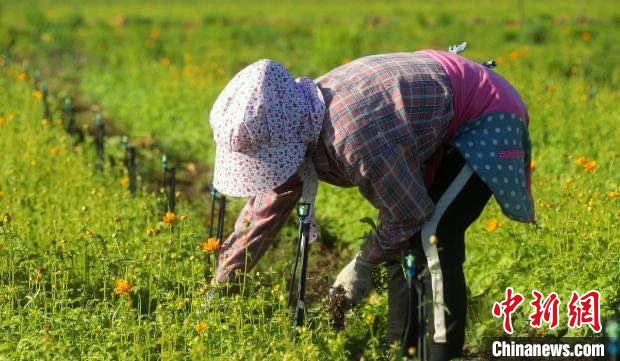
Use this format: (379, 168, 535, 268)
(331, 143, 434, 303)
(358, 144, 434, 263)
(214, 173, 303, 283)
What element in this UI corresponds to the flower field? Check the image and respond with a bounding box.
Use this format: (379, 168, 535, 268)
(0, 1, 619, 360)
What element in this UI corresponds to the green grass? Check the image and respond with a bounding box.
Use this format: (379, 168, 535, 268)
(1, 1, 619, 359)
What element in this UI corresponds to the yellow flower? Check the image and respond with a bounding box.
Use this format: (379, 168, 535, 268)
(160, 57, 171, 65)
(177, 300, 187, 310)
(530, 160, 537, 171)
(0, 191, 4, 199)
(609, 190, 620, 200)
(41, 32, 53, 43)
(0, 117, 5, 126)
(114, 279, 133, 296)
(195, 321, 208, 333)
(50, 147, 60, 155)
(342, 57, 351, 64)
(120, 177, 130, 186)
(17, 72, 27, 81)
(112, 215, 121, 223)
(1, 213, 11, 224)
(163, 211, 178, 225)
(85, 229, 95, 238)
(201, 237, 220, 253)
(429, 234, 438, 245)
(146, 227, 160, 237)
(41, 119, 50, 126)
(587, 199, 595, 212)
(364, 313, 375, 325)
(576, 156, 588, 166)
(582, 32, 592, 42)
(408, 346, 417, 357)
(486, 219, 500, 232)
(33, 90, 43, 100)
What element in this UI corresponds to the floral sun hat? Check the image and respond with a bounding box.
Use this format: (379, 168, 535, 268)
(209, 59, 325, 198)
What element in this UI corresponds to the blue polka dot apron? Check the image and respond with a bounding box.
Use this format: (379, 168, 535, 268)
(452, 112, 535, 223)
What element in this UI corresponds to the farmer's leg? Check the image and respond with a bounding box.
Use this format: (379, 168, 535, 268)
(422, 149, 492, 360)
(389, 148, 470, 345)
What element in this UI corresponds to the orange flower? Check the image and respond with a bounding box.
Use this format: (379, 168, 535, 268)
(41, 119, 50, 126)
(0, 190, 4, 199)
(195, 321, 208, 333)
(486, 219, 500, 232)
(114, 279, 133, 296)
(17, 72, 27, 81)
(609, 190, 620, 200)
(530, 160, 537, 171)
(576, 156, 598, 173)
(583, 160, 598, 173)
(150, 28, 160, 39)
(0, 117, 4, 126)
(85, 229, 95, 238)
(120, 177, 130, 186)
(33, 90, 43, 100)
(50, 147, 60, 155)
(163, 211, 178, 225)
(576, 156, 588, 166)
(509, 48, 529, 60)
(342, 57, 351, 64)
(582, 32, 592, 42)
(202, 237, 220, 252)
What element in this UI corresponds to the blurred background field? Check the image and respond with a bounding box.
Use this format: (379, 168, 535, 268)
(0, 1, 619, 360)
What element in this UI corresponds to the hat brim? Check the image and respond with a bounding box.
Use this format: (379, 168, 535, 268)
(213, 143, 307, 197)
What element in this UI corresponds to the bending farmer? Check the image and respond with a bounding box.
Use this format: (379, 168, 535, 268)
(208, 49, 535, 360)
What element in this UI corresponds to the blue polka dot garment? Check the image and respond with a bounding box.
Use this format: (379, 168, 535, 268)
(453, 112, 535, 223)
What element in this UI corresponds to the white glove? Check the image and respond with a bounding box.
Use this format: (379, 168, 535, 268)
(330, 252, 378, 306)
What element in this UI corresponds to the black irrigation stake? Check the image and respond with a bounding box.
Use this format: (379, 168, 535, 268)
(208, 186, 227, 241)
(166, 167, 176, 213)
(33, 69, 41, 91)
(161, 155, 168, 189)
(402, 246, 427, 361)
(121, 135, 129, 169)
(63, 97, 75, 133)
(127, 146, 137, 197)
(95, 113, 105, 172)
(208, 187, 218, 237)
(288, 203, 311, 327)
(216, 194, 226, 242)
(41, 84, 51, 121)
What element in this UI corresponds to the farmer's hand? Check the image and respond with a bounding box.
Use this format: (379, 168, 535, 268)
(330, 252, 378, 306)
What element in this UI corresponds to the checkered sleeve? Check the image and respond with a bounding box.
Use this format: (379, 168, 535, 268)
(215, 173, 303, 282)
(358, 141, 435, 263)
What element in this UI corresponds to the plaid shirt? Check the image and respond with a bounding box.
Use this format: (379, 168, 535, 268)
(216, 52, 454, 281)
